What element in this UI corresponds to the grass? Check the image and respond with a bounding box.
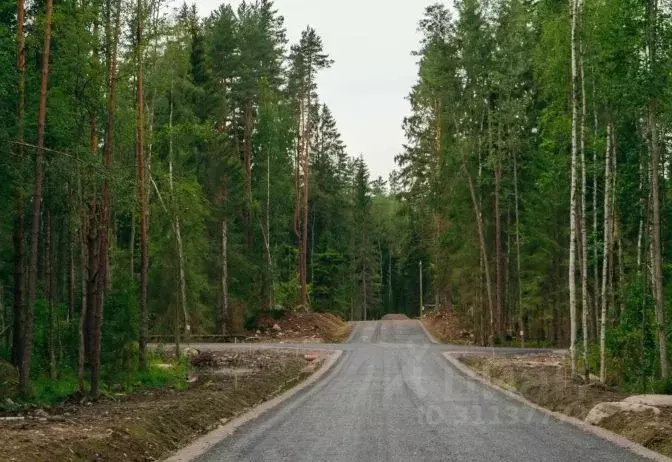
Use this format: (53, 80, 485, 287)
(1, 355, 189, 408)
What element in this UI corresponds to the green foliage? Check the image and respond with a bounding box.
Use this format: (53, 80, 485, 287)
(102, 274, 139, 379)
(20, 356, 188, 405)
(603, 278, 658, 391)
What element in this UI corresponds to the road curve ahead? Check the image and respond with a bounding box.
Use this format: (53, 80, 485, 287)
(198, 320, 645, 462)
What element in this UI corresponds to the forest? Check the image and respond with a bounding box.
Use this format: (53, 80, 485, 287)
(0, 0, 409, 399)
(401, 0, 672, 390)
(1, 0, 672, 400)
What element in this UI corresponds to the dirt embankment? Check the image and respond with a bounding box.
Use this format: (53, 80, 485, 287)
(460, 354, 672, 458)
(0, 350, 325, 462)
(421, 310, 474, 345)
(250, 311, 352, 343)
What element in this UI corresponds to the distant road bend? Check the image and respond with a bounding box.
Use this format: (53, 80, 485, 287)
(197, 319, 645, 461)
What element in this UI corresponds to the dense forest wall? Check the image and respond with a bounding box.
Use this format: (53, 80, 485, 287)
(398, 0, 672, 388)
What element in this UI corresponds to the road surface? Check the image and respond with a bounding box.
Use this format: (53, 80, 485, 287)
(196, 320, 644, 461)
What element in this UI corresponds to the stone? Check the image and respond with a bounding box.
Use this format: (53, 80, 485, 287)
(182, 347, 199, 358)
(585, 401, 660, 425)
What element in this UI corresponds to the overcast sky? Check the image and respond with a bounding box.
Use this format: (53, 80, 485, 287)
(193, 0, 439, 179)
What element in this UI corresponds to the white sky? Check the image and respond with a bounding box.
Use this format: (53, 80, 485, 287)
(193, 0, 440, 179)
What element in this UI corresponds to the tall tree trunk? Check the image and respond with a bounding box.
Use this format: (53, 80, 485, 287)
(21, 0, 54, 396)
(388, 250, 393, 312)
(649, 102, 667, 379)
(130, 215, 135, 278)
(91, 0, 121, 397)
(568, 0, 580, 375)
(221, 219, 229, 335)
(645, 0, 667, 382)
(592, 82, 599, 343)
(300, 124, 310, 310)
(295, 71, 313, 311)
(68, 227, 75, 322)
(463, 160, 495, 344)
(168, 78, 189, 346)
(78, 167, 89, 393)
(135, 0, 149, 371)
(579, 36, 589, 378)
(46, 213, 56, 380)
(244, 100, 253, 249)
(495, 156, 503, 339)
(310, 213, 315, 285)
(600, 123, 613, 383)
(513, 154, 524, 347)
(12, 0, 27, 368)
(266, 143, 273, 307)
(362, 225, 367, 321)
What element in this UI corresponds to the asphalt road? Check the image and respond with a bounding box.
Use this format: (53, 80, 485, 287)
(197, 320, 645, 461)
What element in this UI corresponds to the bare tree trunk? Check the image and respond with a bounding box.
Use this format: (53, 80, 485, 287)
(266, 144, 273, 307)
(244, 100, 253, 249)
(463, 160, 494, 344)
(644, 0, 668, 382)
(68, 228, 75, 322)
(12, 0, 27, 368)
(579, 35, 589, 378)
(130, 215, 135, 278)
(135, 0, 149, 371)
(592, 83, 599, 343)
(221, 219, 229, 335)
(495, 156, 503, 340)
(649, 103, 667, 379)
(168, 78, 189, 348)
(362, 228, 367, 321)
(91, 0, 121, 397)
(637, 157, 644, 269)
(46, 213, 56, 380)
(388, 250, 393, 312)
(295, 71, 313, 311)
(513, 154, 524, 347)
(78, 167, 88, 393)
(310, 213, 315, 285)
(21, 0, 54, 396)
(301, 132, 310, 310)
(600, 123, 613, 383)
(568, 0, 581, 375)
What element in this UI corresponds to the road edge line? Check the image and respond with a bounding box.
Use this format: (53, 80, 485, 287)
(442, 352, 670, 462)
(344, 322, 358, 343)
(417, 318, 440, 344)
(163, 350, 344, 462)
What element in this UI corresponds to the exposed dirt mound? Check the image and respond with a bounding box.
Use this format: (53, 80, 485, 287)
(0, 351, 321, 462)
(459, 354, 672, 458)
(380, 314, 409, 320)
(422, 309, 474, 344)
(250, 311, 352, 343)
